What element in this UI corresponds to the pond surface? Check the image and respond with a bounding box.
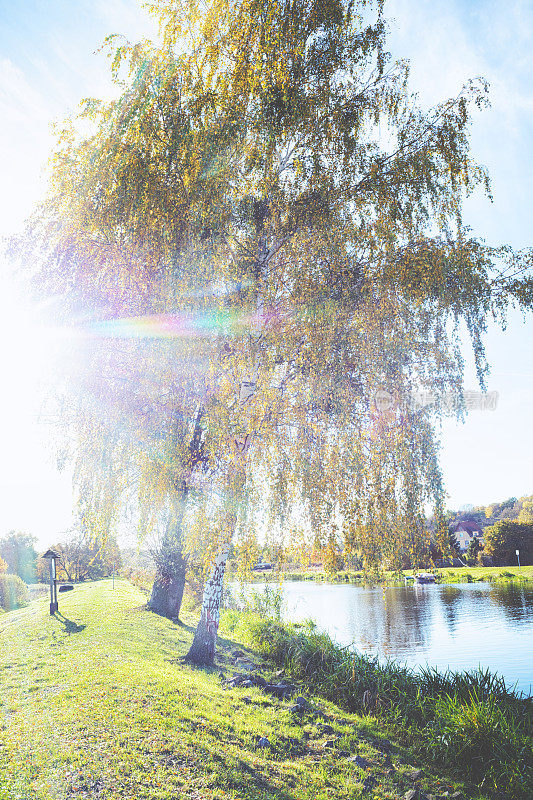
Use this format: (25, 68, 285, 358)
(268, 581, 533, 696)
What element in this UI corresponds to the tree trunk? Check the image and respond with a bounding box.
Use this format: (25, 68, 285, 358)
(184, 539, 232, 666)
(148, 487, 187, 620)
(148, 565, 186, 619)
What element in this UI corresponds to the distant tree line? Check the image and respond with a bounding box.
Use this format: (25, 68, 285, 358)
(0, 529, 121, 586)
(448, 494, 533, 529)
(0, 532, 37, 582)
(0, 532, 35, 610)
(36, 530, 122, 583)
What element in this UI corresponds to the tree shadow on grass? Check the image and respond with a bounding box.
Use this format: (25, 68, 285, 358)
(158, 746, 299, 800)
(172, 618, 195, 632)
(54, 611, 86, 634)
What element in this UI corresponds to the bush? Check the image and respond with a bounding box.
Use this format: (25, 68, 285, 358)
(426, 690, 532, 795)
(123, 568, 154, 594)
(226, 583, 284, 620)
(0, 573, 29, 610)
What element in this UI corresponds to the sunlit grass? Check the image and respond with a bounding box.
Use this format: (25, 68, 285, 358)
(2, 580, 525, 799)
(0, 580, 432, 800)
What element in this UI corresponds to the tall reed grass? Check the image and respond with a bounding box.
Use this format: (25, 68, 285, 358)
(221, 610, 533, 798)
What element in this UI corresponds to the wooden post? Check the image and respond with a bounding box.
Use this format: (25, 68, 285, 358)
(42, 549, 59, 615)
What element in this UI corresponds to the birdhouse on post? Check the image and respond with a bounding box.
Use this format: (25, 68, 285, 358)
(42, 549, 59, 615)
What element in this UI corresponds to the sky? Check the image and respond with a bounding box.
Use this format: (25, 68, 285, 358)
(0, 0, 532, 550)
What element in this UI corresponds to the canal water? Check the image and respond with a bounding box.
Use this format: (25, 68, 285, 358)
(258, 581, 533, 696)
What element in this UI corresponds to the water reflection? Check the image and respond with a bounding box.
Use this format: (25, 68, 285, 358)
(439, 586, 462, 634)
(276, 581, 533, 696)
(490, 584, 533, 624)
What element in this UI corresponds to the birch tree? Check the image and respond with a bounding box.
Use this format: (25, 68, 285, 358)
(15, 0, 533, 665)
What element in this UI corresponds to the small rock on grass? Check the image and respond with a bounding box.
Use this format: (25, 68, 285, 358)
(349, 755, 370, 769)
(267, 683, 293, 699)
(374, 738, 393, 752)
(255, 736, 271, 749)
(227, 673, 246, 685)
(323, 738, 337, 750)
(319, 723, 335, 734)
(404, 790, 433, 800)
(235, 659, 255, 671)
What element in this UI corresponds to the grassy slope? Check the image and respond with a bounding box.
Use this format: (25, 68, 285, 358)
(1, 581, 483, 800)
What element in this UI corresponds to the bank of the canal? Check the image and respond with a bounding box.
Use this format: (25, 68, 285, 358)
(221, 606, 533, 800)
(235, 579, 533, 697)
(2, 580, 532, 799)
(248, 565, 533, 585)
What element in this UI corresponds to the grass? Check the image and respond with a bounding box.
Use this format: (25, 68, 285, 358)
(257, 564, 533, 585)
(221, 611, 533, 800)
(0, 581, 432, 800)
(1, 581, 530, 800)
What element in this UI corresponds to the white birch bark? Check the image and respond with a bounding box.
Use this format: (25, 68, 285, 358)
(185, 513, 237, 665)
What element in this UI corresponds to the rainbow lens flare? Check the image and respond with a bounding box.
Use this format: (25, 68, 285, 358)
(88, 310, 263, 339)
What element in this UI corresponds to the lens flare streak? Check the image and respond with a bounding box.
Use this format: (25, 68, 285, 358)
(87, 311, 263, 339)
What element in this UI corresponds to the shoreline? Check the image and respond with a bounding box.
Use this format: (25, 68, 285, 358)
(243, 564, 533, 586)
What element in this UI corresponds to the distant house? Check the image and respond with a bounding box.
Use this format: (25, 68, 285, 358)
(449, 519, 485, 552)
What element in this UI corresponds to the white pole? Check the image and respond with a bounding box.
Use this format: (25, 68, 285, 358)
(516, 549, 521, 569)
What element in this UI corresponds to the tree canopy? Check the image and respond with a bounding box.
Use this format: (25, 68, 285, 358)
(0, 532, 37, 583)
(484, 521, 533, 567)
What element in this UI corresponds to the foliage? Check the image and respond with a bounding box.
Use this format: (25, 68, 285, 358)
(0, 532, 37, 583)
(0, 573, 29, 610)
(122, 566, 155, 595)
(484, 521, 533, 566)
(226, 582, 285, 620)
(322, 527, 345, 575)
(448, 495, 533, 532)
(45, 529, 122, 582)
(0, 557, 7, 574)
(465, 535, 483, 565)
(517, 497, 533, 523)
(427, 691, 531, 796)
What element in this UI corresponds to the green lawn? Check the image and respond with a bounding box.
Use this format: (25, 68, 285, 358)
(271, 564, 533, 584)
(430, 564, 533, 582)
(0, 581, 491, 799)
